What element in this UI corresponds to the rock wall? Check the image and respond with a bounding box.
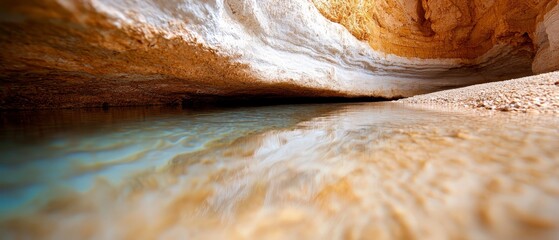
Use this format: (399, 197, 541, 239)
(313, 0, 556, 59)
(0, 0, 557, 109)
(533, 3, 559, 73)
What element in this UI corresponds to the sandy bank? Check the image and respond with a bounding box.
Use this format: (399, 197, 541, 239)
(399, 71, 559, 114)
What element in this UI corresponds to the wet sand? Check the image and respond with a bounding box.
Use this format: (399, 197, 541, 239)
(400, 71, 559, 114)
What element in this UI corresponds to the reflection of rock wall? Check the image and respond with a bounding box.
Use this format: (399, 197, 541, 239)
(534, 4, 559, 73)
(0, 0, 556, 109)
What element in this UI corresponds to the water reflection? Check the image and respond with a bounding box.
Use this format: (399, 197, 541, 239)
(1, 103, 559, 239)
(0, 105, 337, 217)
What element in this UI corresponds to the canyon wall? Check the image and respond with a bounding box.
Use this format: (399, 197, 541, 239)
(313, 0, 551, 59)
(534, 3, 559, 73)
(0, 0, 557, 109)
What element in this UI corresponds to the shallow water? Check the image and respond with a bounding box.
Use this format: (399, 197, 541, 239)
(1, 103, 559, 239)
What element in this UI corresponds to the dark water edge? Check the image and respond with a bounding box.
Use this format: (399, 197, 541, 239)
(0, 93, 399, 111)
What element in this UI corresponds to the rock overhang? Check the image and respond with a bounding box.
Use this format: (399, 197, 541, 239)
(0, 0, 557, 109)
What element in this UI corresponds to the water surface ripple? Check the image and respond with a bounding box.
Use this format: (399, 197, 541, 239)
(1, 103, 558, 239)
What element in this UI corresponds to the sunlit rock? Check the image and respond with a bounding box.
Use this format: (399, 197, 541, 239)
(533, 3, 559, 73)
(0, 0, 557, 109)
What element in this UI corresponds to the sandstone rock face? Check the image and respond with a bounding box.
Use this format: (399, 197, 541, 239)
(533, 3, 559, 73)
(313, 0, 556, 59)
(0, 0, 557, 109)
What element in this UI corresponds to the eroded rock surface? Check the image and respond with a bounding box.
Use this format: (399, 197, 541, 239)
(534, 3, 559, 73)
(0, 0, 557, 109)
(313, 0, 556, 59)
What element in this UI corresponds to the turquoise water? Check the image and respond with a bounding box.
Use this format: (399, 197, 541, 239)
(0, 104, 337, 217)
(1, 103, 559, 239)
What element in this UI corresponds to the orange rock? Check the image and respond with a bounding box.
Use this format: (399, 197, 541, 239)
(313, 0, 557, 59)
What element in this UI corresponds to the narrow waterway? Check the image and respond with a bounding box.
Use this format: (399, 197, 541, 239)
(1, 103, 558, 239)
